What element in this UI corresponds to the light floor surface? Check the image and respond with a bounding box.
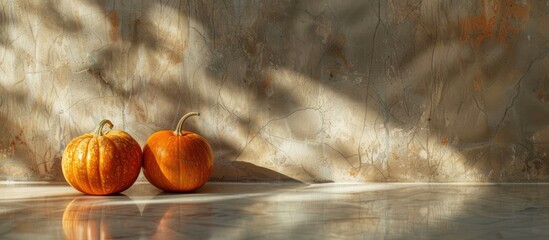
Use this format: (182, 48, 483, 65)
(1, 182, 549, 239)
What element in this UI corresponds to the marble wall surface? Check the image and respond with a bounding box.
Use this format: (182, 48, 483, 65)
(1, 0, 548, 182)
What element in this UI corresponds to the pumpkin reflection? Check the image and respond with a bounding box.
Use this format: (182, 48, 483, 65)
(62, 196, 141, 240)
(142, 195, 214, 239)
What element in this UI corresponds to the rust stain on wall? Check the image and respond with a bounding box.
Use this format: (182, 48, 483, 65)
(245, 36, 258, 58)
(538, 80, 549, 102)
(440, 136, 449, 146)
(262, 74, 272, 90)
(9, 129, 26, 152)
(473, 76, 483, 92)
(326, 34, 351, 70)
(460, 0, 530, 46)
(107, 10, 120, 42)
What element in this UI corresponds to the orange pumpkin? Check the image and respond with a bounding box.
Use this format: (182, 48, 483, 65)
(62, 119, 142, 195)
(143, 112, 214, 192)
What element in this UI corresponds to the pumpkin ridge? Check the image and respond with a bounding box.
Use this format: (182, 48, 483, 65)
(163, 133, 175, 190)
(98, 136, 107, 195)
(173, 135, 181, 190)
(108, 134, 128, 193)
(156, 133, 171, 190)
(164, 136, 180, 189)
(187, 135, 201, 189)
(191, 135, 203, 162)
(76, 137, 92, 194)
(86, 137, 98, 194)
(68, 137, 82, 192)
(63, 136, 85, 191)
(185, 135, 200, 189)
(108, 133, 141, 193)
(118, 135, 132, 193)
(157, 134, 172, 190)
(87, 137, 101, 194)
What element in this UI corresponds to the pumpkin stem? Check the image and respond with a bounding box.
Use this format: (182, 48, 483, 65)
(174, 112, 200, 136)
(94, 119, 113, 136)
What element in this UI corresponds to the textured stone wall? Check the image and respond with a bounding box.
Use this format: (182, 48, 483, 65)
(1, 0, 548, 182)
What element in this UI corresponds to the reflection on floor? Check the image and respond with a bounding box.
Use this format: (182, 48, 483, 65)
(2, 182, 549, 239)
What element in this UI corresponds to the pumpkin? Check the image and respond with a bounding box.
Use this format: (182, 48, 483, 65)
(143, 112, 214, 192)
(62, 196, 141, 239)
(62, 119, 142, 195)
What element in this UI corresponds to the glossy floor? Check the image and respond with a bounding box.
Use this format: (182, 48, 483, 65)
(2, 182, 549, 239)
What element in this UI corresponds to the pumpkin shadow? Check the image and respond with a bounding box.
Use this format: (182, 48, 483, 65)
(212, 161, 303, 183)
(139, 162, 303, 196)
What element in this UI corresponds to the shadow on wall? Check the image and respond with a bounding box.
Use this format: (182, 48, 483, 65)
(0, 0, 548, 182)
